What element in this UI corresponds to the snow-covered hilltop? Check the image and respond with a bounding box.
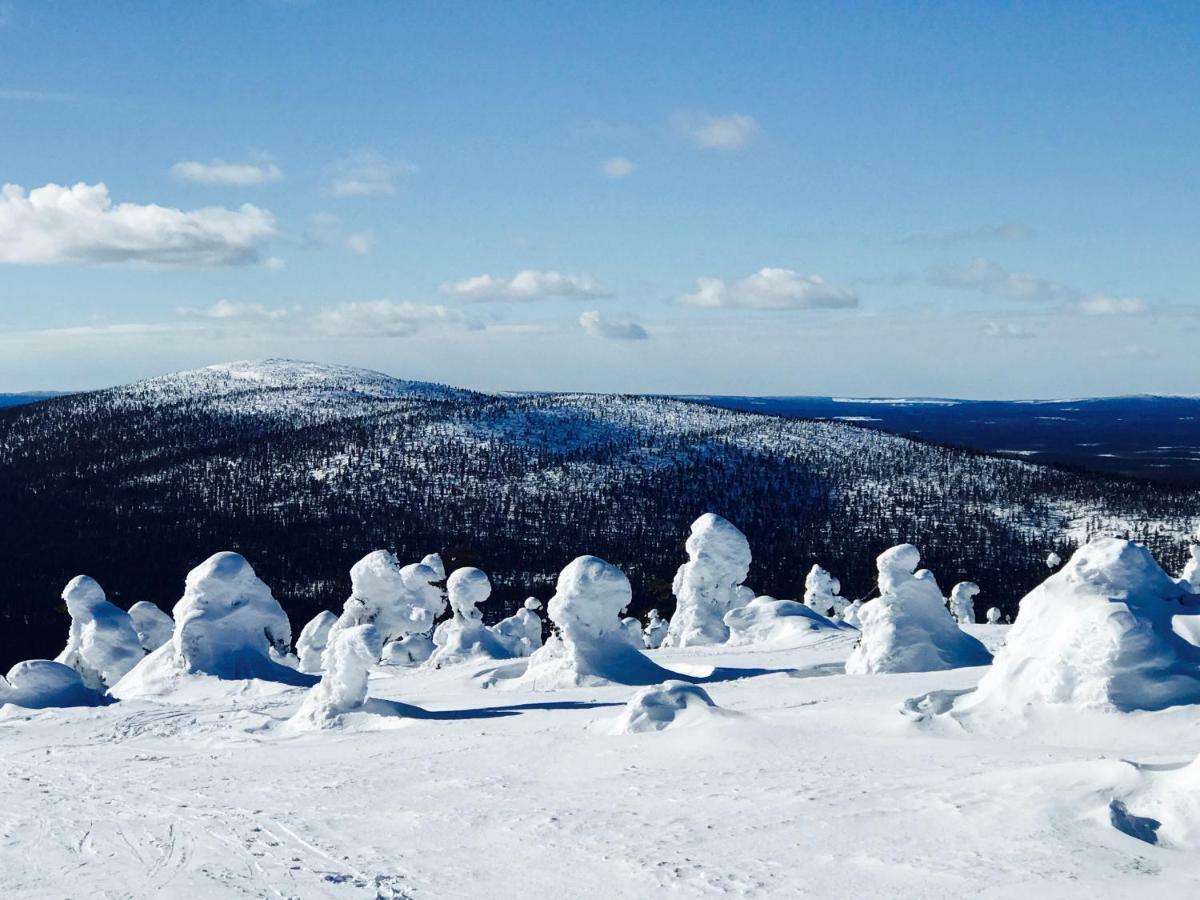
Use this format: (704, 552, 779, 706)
(1, 359, 1197, 670)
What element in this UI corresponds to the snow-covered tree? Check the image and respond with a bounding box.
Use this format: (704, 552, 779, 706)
(296, 610, 338, 674)
(520, 555, 673, 689)
(172, 552, 294, 678)
(54, 575, 144, 691)
(955, 537, 1200, 717)
(841, 598, 865, 628)
(127, 601, 174, 654)
(292, 624, 382, 728)
(986, 607, 1002, 624)
(803, 564, 846, 618)
(845, 544, 991, 675)
(1046, 551, 1062, 569)
(643, 609, 669, 649)
(1181, 544, 1200, 592)
(0, 660, 106, 710)
(491, 597, 544, 658)
(429, 567, 512, 667)
(948, 582, 980, 626)
(662, 513, 752, 648)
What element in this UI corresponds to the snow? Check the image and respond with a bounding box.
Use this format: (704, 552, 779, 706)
(803, 563, 846, 618)
(986, 606, 1002, 624)
(0, 659, 105, 711)
(291, 624, 382, 729)
(54, 575, 144, 691)
(128, 601, 174, 654)
(610, 681, 726, 734)
(429, 567, 513, 667)
(1182, 544, 1200, 591)
(642, 608, 669, 648)
(845, 544, 992, 674)
(490, 598, 544, 657)
(662, 514, 752, 648)
(296, 610, 338, 674)
(725, 595, 845, 647)
(951, 537, 1200, 720)
(1047, 551, 1063, 569)
(948, 581, 980, 625)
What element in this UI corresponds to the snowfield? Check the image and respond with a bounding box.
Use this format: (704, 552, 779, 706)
(4, 624, 1200, 899)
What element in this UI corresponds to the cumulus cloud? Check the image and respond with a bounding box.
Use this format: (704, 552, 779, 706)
(316, 300, 477, 337)
(676, 267, 858, 310)
(982, 321, 1036, 339)
(329, 150, 416, 197)
(346, 232, 375, 256)
(0, 182, 277, 267)
(440, 270, 609, 302)
(601, 156, 636, 179)
(1077, 294, 1147, 316)
(579, 310, 648, 341)
(671, 112, 760, 150)
(176, 299, 294, 321)
(900, 222, 1033, 247)
(929, 258, 1064, 302)
(171, 157, 283, 186)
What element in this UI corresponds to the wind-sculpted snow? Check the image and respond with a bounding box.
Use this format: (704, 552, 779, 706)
(953, 538, 1200, 718)
(0, 659, 106, 710)
(846, 544, 992, 674)
(127, 601, 174, 654)
(55, 575, 144, 690)
(429, 567, 513, 667)
(725, 595, 846, 647)
(291, 624, 382, 728)
(663, 514, 753, 648)
(611, 681, 725, 734)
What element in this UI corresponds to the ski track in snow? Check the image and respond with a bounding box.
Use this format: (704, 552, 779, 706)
(2, 628, 1199, 898)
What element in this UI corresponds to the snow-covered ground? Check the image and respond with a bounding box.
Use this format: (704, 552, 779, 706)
(4, 623, 1198, 899)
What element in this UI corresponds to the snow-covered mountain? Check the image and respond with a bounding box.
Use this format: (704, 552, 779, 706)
(1, 359, 1197, 669)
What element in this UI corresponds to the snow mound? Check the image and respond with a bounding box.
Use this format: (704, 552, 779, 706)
(845, 544, 991, 675)
(954, 537, 1200, 717)
(611, 681, 724, 734)
(429, 568, 513, 667)
(380, 634, 435, 667)
(291, 625, 382, 729)
(663, 514, 752, 648)
(725, 595, 845, 647)
(0, 660, 107, 710)
(519, 556, 680, 689)
(127, 601, 174, 654)
(491, 598, 544, 658)
(54, 576, 144, 691)
(803, 565, 847, 619)
(296, 610, 338, 674)
(948, 582, 980, 626)
(643, 609, 669, 649)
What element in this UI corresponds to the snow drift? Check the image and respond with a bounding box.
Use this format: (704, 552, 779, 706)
(725, 595, 844, 647)
(0, 660, 106, 710)
(611, 681, 725, 734)
(953, 537, 1200, 717)
(55, 576, 144, 691)
(662, 514, 752, 648)
(845, 544, 991, 675)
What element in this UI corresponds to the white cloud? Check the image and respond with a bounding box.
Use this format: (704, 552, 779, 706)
(440, 270, 609, 302)
(676, 267, 858, 310)
(316, 300, 478, 337)
(601, 156, 636, 179)
(346, 232, 375, 256)
(929, 258, 1064, 302)
(27, 322, 176, 338)
(329, 150, 416, 197)
(900, 222, 1033, 247)
(671, 112, 761, 150)
(176, 299, 294, 321)
(1077, 294, 1148, 316)
(579, 310, 648, 341)
(0, 182, 277, 267)
(982, 321, 1035, 339)
(171, 157, 283, 186)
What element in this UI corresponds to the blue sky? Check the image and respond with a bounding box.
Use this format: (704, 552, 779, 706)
(1, 1, 1197, 396)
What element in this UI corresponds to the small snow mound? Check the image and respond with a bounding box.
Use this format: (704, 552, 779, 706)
(845, 544, 992, 675)
(55, 575, 144, 690)
(519, 556, 679, 689)
(296, 610, 338, 674)
(663, 514, 752, 648)
(612, 681, 722, 734)
(291, 624, 382, 729)
(725, 595, 845, 647)
(954, 537, 1200, 717)
(128, 601, 173, 653)
(0, 660, 107, 710)
(380, 634, 435, 667)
